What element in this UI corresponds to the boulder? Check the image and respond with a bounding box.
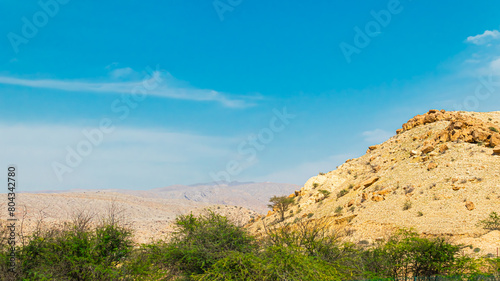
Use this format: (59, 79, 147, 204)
(347, 199, 355, 207)
(439, 144, 449, 153)
(421, 145, 435, 154)
(410, 150, 419, 156)
(427, 162, 438, 171)
(361, 176, 380, 190)
(471, 128, 489, 143)
(494, 146, 500, 155)
(490, 135, 500, 148)
(465, 201, 475, 211)
(362, 193, 369, 200)
(375, 189, 391, 196)
(371, 195, 384, 202)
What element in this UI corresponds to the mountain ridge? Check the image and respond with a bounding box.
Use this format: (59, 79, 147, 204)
(247, 110, 500, 257)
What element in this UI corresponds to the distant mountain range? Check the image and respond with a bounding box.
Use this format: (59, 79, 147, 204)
(22, 181, 300, 214)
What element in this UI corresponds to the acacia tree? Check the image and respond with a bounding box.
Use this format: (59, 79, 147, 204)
(268, 195, 294, 221)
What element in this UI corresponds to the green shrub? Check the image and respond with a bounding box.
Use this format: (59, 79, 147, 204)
(489, 127, 499, 133)
(16, 222, 134, 280)
(478, 212, 500, 230)
(403, 200, 412, 210)
(159, 210, 256, 276)
(335, 206, 343, 214)
(337, 189, 349, 199)
(319, 189, 331, 198)
(360, 229, 477, 279)
(194, 246, 343, 281)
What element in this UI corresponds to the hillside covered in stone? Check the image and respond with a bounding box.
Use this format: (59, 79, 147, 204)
(248, 110, 500, 256)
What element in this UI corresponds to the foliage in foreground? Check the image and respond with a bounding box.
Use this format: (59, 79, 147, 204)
(0, 210, 498, 280)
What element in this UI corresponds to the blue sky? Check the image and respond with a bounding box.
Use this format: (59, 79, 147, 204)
(0, 0, 499, 191)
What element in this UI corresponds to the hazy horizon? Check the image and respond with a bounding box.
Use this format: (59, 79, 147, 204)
(1, 1, 499, 191)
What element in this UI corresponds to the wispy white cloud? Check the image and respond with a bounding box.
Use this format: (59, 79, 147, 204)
(110, 67, 135, 79)
(362, 129, 393, 144)
(466, 29, 500, 45)
(0, 69, 256, 108)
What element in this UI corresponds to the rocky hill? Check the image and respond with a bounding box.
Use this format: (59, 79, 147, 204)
(247, 110, 500, 257)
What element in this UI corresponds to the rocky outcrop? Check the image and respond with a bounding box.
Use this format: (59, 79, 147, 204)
(465, 201, 475, 211)
(399, 110, 500, 148)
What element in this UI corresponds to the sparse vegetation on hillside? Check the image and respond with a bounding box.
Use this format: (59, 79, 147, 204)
(478, 212, 500, 231)
(319, 189, 331, 198)
(337, 188, 349, 199)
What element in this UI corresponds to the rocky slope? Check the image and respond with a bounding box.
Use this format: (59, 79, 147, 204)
(248, 110, 500, 257)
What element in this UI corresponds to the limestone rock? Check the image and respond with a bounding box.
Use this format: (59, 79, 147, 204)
(427, 162, 438, 171)
(347, 199, 355, 207)
(490, 134, 500, 147)
(371, 195, 384, 202)
(421, 145, 435, 154)
(439, 144, 449, 153)
(493, 146, 500, 155)
(362, 192, 369, 201)
(360, 176, 380, 190)
(375, 189, 391, 196)
(465, 201, 475, 211)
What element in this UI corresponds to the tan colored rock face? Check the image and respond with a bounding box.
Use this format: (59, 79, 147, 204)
(247, 110, 500, 257)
